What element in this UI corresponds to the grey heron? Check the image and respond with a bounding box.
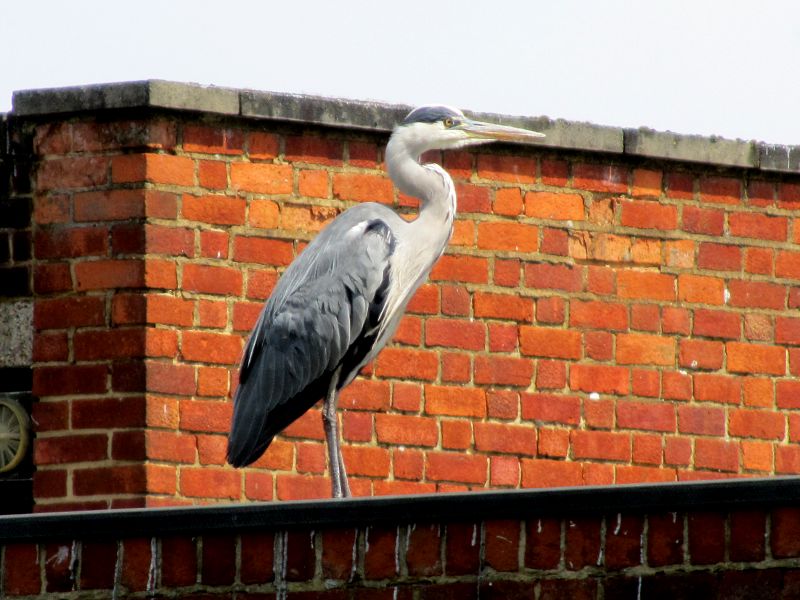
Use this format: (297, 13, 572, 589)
(227, 105, 544, 497)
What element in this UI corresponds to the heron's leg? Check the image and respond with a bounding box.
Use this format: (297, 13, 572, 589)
(323, 367, 348, 498)
(337, 445, 351, 497)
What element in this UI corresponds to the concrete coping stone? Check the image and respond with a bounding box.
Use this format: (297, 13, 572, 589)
(10, 80, 800, 173)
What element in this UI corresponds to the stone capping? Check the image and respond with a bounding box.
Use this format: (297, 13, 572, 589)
(1, 477, 799, 543)
(10, 79, 799, 173)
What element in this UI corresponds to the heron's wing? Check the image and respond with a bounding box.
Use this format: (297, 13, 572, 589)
(227, 213, 396, 467)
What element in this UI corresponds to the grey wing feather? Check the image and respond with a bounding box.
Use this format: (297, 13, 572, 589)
(227, 206, 397, 467)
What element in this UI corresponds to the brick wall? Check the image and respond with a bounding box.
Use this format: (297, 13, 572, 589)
(2, 480, 800, 598)
(14, 81, 800, 510)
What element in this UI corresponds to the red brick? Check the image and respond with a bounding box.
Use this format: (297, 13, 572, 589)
(430, 255, 489, 283)
(487, 389, 519, 419)
(182, 194, 245, 225)
(572, 430, 630, 461)
(332, 172, 393, 204)
(631, 168, 662, 197)
(521, 393, 580, 425)
(35, 433, 108, 465)
(647, 512, 684, 566)
(488, 322, 518, 352)
(535, 359, 566, 389)
(664, 436, 692, 466)
(777, 317, 800, 345)
(678, 405, 725, 436)
(340, 379, 390, 412)
(728, 280, 786, 310)
(525, 262, 582, 291)
(776, 445, 800, 474)
(477, 221, 538, 253)
(74, 465, 146, 495)
(405, 523, 443, 577)
(693, 309, 740, 339)
(743, 377, 773, 408)
(181, 467, 240, 499)
(569, 300, 627, 331)
(537, 427, 569, 458)
(694, 373, 740, 404)
(695, 438, 738, 472)
(777, 250, 800, 280)
(441, 419, 472, 450)
(183, 263, 243, 295)
(455, 183, 490, 213)
(34, 364, 107, 396)
(729, 212, 787, 241)
(340, 446, 390, 477)
(375, 347, 438, 381)
(518, 327, 582, 361)
(699, 176, 741, 205)
(34, 296, 105, 330)
(426, 451, 487, 484)
(474, 422, 536, 455)
(375, 413, 437, 446)
(632, 369, 660, 398)
(688, 512, 726, 564)
(179, 399, 231, 433)
(484, 520, 520, 572)
(617, 270, 675, 301)
(616, 401, 675, 432)
(425, 384, 486, 417)
(744, 314, 773, 342)
(532, 299, 562, 328)
(771, 508, 800, 557)
(424, 317, 483, 350)
(570, 364, 629, 395)
(474, 355, 533, 386)
(681, 206, 724, 235)
(232, 235, 294, 266)
(745, 247, 774, 275)
(231, 162, 292, 194)
(39, 155, 110, 190)
(667, 172, 694, 200)
(197, 159, 227, 189)
(183, 124, 242, 154)
(181, 331, 242, 365)
(521, 458, 583, 488)
(146, 430, 196, 463)
(114, 153, 194, 186)
(74, 259, 144, 290)
(491, 455, 520, 486)
(729, 409, 785, 440)
(679, 339, 723, 370)
(573, 163, 627, 193)
(564, 516, 603, 570)
(605, 515, 645, 569)
(621, 200, 677, 230)
(697, 243, 741, 271)
(541, 227, 569, 256)
(540, 159, 568, 185)
(477, 153, 536, 183)
(586, 330, 613, 360)
(727, 342, 785, 375)
(775, 379, 800, 408)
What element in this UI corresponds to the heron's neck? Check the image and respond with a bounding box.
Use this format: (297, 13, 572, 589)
(385, 133, 456, 228)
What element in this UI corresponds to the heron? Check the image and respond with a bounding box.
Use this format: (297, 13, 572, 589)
(227, 105, 544, 497)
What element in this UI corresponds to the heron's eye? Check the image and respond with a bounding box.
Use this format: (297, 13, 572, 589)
(443, 117, 455, 128)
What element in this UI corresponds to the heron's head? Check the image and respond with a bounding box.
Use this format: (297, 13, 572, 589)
(394, 105, 545, 154)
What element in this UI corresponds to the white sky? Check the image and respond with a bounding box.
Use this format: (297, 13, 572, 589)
(3, 0, 799, 145)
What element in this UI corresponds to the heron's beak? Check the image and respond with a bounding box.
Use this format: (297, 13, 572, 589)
(458, 118, 545, 143)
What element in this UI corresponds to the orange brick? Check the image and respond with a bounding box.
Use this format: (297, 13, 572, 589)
(727, 342, 785, 375)
(521, 458, 582, 488)
(569, 300, 627, 331)
(474, 355, 533, 386)
(441, 419, 472, 450)
(741, 440, 772, 472)
(677, 274, 724, 305)
(474, 292, 533, 321)
(424, 385, 486, 417)
(524, 191, 584, 221)
(231, 162, 292, 194)
(678, 339, 723, 370)
(182, 331, 242, 365)
(233, 236, 294, 266)
(298, 169, 329, 198)
(375, 414, 437, 446)
(430, 255, 489, 283)
(743, 377, 774, 408)
(616, 333, 675, 366)
(620, 201, 677, 230)
(537, 428, 570, 458)
(249, 199, 280, 229)
(617, 270, 674, 301)
(332, 173, 393, 204)
(776, 251, 800, 280)
(183, 264, 243, 296)
(181, 467, 240, 499)
(113, 154, 194, 186)
(519, 326, 582, 359)
(572, 430, 631, 461)
(570, 364, 629, 395)
(182, 194, 245, 225)
(474, 422, 536, 456)
(524, 263, 582, 292)
(197, 160, 227, 189)
(477, 221, 538, 253)
(493, 187, 523, 215)
(375, 348, 438, 381)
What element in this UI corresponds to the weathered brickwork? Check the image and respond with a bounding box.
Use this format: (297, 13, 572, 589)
(19, 84, 800, 510)
(2, 489, 800, 598)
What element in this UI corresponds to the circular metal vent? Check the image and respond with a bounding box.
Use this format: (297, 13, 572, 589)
(0, 398, 30, 474)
